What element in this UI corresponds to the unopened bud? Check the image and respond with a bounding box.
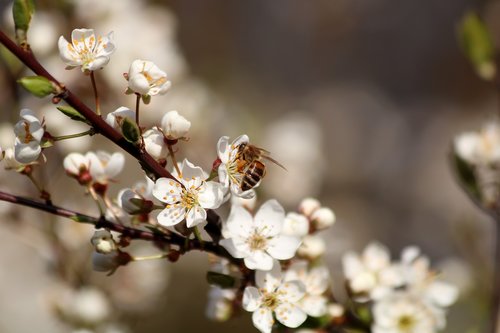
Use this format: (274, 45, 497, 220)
(91, 229, 117, 254)
(311, 207, 336, 230)
(299, 197, 321, 217)
(161, 110, 191, 140)
(297, 235, 326, 259)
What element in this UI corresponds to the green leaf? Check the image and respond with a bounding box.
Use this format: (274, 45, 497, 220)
(141, 94, 151, 105)
(56, 106, 88, 123)
(12, 0, 35, 46)
(206, 271, 236, 289)
(458, 11, 496, 80)
(69, 214, 95, 224)
(121, 117, 140, 143)
(18, 76, 55, 98)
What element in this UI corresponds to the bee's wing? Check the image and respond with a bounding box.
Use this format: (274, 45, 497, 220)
(263, 155, 287, 171)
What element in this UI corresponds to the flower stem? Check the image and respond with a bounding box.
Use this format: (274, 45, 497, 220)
(193, 226, 204, 249)
(490, 218, 500, 333)
(26, 173, 51, 203)
(90, 72, 101, 116)
(132, 253, 168, 261)
(135, 94, 145, 148)
(88, 186, 104, 216)
(167, 143, 182, 177)
(52, 129, 95, 141)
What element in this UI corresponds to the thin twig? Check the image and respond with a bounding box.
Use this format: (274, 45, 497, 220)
(90, 71, 101, 116)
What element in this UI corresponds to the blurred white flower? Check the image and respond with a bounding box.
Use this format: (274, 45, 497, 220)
(454, 122, 500, 165)
(206, 287, 236, 322)
(143, 127, 168, 160)
(105, 106, 135, 131)
(282, 212, 309, 237)
(242, 262, 307, 333)
(91, 229, 117, 254)
(161, 110, 191, 140)
(297, 235, 326, 260)
(3, 148, 23, 170)
(58, 28, 115, 72)
(153, 159, 224, 228)
(92, 252, 120, 273)
(217, 134, 255, 198)
(342, 242, 403, 300)
(55, 287, 111, 325)
(327, 303, 345, 318)
(86, 151, 125, 184)
(127, 59, 171, 96)
(64, 152, 91, 179)
(230, 194, 257, 211)
(298, 197, 321, 217)
(284, 260, 330, 317)
(311, 207, 336, 230)
(14, 109, 44, 164)
(220, 200, 301, 270)
(372, 292, 443, 333)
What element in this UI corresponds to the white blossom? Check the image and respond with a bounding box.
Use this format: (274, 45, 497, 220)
(220, 200, 301, 270)
(297, 235, 326, 260)
(55, 287, 111, 325)
(217, 134, 255, 198)
(92, 251, 120, 273)
(3, 148, 23, 170)
(311, 207, 335, 230)
(14, 109, 44, 164)
(282, 212, 309, 237)
(242, 262, 307, 333)
(127, 59, 171, 96)
(342, 242, 404, 301)
(284, 260, 330, 317)
(298, 197, 321, 217)
(86, 151, 125, 184)
(206, 287, 236, 322)
(63, 152, 90, 177)
(161, 110, 191, 140)
(105, 106, 135, 131)
(372, 292, 443, 333)
(143, 127, 168, 160)
(454, 122, 500, 165)
(91, 229, 117, 254)
(58, 28, 115, 72)
(153, 159, 224, 228)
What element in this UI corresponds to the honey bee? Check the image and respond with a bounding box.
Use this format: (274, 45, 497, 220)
(234, 143, 286, 191)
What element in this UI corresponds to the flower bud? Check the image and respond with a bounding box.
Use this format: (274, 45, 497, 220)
(282, 212, 309, 237)
(105, 106, 135, 131)
(161, 110, 191, 140)
(299, 197, 321, 217)
(91, 229, 117, 254)
(311, 207, 336, 230)
(92, 252, 119, 272)
(127, 59, 171, 96)
(297, 235, 326, 259)
(143, 127, 168, 159)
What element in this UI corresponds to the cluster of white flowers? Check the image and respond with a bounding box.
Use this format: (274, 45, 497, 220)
(343, 243, 458, 333)
(63, 151, 124, 187)
(13, 109, 45, 164)
(454, 121, 500, 205)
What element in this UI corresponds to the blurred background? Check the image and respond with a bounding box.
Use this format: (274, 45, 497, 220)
(0, 0, 496, 332)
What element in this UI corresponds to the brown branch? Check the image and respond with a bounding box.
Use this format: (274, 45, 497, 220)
(0, 190, 240, 266)
(0, 29, 173, 181)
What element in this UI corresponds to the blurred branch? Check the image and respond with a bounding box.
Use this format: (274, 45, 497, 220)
(0, 190, 241, 267)
(490, 219, 500, 333)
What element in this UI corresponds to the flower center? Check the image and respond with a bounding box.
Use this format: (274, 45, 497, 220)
(181, 189, 198, 209)
(247, 231, 267, 251)
(261, 292, 280, 310)
(397, 315, 415, 331)
(22, 121, 34, 144)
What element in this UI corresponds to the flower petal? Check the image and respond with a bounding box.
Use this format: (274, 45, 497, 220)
(57, 36, 80, 66)
(254, 199, 285, 237)
(245, 251, 274, 271)
(152, 178, 182, 204)
(242, 286, 262, 312)
(252, 307, 274, 333)
(224, 204, 253, 238)
(266, 235, 301, 260)
(104, 152, 125, 178)
(274, 303, 307, 328)
(156, 206, 185, 227)
(277, 280, 305, 303)
(14, 140, 41, 164)
(255, 261, 282, 290)
(217, 136, 230, 162)
(198, 181, 224, 209)
(186, 206, 206, 228)
(301, 295, 328, 317)
(219, 238, 247, 259)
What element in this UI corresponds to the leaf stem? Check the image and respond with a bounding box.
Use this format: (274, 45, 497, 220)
(52, 129, 95, 141)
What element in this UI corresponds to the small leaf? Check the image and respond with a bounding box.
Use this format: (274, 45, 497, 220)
(141, 94, 151, 105)
(70, 214, 95, 224)
(18, 76, 56, 97)
(206, 271, 236, 289)
(458, 11, 496, 81)
(56, 106, 88, 123)
(12, 0, 35, 46)
(121, 117, 140, 143)
(40, 137, 54, 148)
